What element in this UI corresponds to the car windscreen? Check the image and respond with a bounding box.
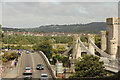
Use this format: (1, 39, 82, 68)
(25, 69, 31, 70)
(37, 64, 42, 66)
(41, 75, 48, 77)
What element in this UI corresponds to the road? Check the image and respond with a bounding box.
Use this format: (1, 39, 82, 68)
(18, 52, 52, 79)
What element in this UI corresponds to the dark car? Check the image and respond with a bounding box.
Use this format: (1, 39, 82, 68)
(36, 64, 44, 70)
(24, 76, 32, 80)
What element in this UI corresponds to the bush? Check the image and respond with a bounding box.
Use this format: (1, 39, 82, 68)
(70, 54, 107, 78)
(2, 52, 18, 62)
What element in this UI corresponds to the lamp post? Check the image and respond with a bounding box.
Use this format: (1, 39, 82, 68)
(7, 31, 8, 51)
(0, 53, 3, 80)
(0, 30, 3, 80)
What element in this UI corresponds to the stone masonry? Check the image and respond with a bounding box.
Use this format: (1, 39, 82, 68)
(101, 31, 107, 51)
(88, 34, 95, 55)
(102, 17, 120, 59)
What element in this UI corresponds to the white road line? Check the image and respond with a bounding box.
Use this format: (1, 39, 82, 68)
(30, 53, 35, 71)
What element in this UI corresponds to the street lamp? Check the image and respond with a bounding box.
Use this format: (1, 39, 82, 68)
(0, 52, 3, 80)
(0, 30, 3, 79)
(7, 31, 8, 51)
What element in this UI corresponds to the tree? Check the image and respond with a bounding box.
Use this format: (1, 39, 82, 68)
(52, 54, 68, 66)
(80, 35, 88, 42)
(56, 45, 66, 53)
(70, 54, 107, 78)
(2, 52, 18, 62)
(11, 52, 18, 60)
(33, 40, 53, 60)
(95, 35, 101, 48)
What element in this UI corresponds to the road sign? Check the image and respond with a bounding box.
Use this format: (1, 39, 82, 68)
(55, 63, 63, 73)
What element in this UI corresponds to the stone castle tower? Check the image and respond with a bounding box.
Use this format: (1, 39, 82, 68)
(102, 17, 120, 59)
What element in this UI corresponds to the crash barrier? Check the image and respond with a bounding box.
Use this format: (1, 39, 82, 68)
(39, 51, 56, 80)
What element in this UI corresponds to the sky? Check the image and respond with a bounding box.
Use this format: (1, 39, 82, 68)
(0, 0, 119, 28)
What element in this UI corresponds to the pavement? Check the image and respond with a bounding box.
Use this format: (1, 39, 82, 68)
(3, 53, 22, 78)
(3, 66, 18, 78)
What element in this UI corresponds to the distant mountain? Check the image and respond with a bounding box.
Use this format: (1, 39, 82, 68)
(2, 27, 26, 32)
(2, 22, 107, 33)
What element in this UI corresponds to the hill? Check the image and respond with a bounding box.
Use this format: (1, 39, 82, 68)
(2, 22, 106, 33)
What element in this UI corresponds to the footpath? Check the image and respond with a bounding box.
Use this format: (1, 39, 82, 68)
(3, 53, 22, 78)
(4, 66, 18, 78)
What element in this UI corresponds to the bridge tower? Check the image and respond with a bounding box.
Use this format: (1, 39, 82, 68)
(101, 31, 107, 52)
(88, 34, 95, 55)
(70, 34, 81, 72)
(72, 34, 81, 59)
(106, 17, 119, 59)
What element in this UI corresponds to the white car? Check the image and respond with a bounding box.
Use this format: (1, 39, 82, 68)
(40, 74, 48, 80)
(23, 67, 32, 75)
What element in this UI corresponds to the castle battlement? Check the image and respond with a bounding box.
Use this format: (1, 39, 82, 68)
(106, 17, 120, 25)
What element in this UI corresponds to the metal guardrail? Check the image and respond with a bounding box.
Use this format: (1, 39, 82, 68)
(38, 51, 56, 80)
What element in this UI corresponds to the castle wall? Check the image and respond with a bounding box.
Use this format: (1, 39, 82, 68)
(117, 18, 120, 59)
(109, 39, 117, 59)
(106, 17, 119, 59)
(101, 31, 107, 51)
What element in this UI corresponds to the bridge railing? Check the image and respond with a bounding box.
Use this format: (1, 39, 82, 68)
(39, 51, 56, 79)
(104, 63, 119, 73)
(78, 39, 94, 55)
(88, 39, 110, 58)
(100, 57, 119, 73)
(63, 44, 73, 56)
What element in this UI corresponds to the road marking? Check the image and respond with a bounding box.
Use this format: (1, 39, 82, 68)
(30, 53, 35, 71)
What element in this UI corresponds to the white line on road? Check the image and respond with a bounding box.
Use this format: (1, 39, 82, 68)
(30, 53, 35, 70)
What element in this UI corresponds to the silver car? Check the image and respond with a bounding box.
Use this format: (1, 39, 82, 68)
(40, 74, 48, 80)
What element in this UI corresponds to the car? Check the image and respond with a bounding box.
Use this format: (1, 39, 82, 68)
(26, 50, 29, 54)
(36, 64, 44, 70)
(23, 67, 32, 75)
(40, 74, 48, 80)
(30, 50, 34, 53)
(24, 76, 32, 80)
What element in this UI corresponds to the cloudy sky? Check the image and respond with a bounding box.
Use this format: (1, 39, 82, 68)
(0, 1, 119, 28)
